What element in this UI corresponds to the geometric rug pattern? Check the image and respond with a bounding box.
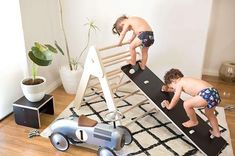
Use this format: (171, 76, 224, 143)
(41, 89, 233, 156)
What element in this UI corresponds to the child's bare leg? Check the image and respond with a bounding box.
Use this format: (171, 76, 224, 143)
(182, 96, 207, 127)
(183, 103, 198, 127)
(205, 107, 221, 137)
(129, 37, 142, 65)
(139, 47, 148, 70)
(129, 46, 137, 66)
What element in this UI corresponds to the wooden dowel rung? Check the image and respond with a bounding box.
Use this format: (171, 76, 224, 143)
(102, 51, 129, 61)
(116, 89, 145, 96)
(103, 53, 130, 65)
(104, 58, 129, 67)
(103, 51, 141, 68)
(87, 82, 101, 89)
(106, 69, 122, 77)
(90, 76, 98, 81)
(108, 75, 121, 82)
(90, 70, 121, 81)
(122, 99, 148, 114)
(84, 88, 98, 96)
(90, 67, 124, 81)
(111, 80, 131, 90)
(82, 92, 104, 104)
(107, 70, 122, 78)
(92, 82, 117, 93)
(114, 90, 140, 103)
(98, 41, 129, 52)
(124, 108, 156, 127)
(90, 69, 122, 81)
(88, 75, 120, 89)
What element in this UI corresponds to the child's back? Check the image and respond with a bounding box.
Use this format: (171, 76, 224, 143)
(179, 77, 213, 96)
(125, 17, 152, 34)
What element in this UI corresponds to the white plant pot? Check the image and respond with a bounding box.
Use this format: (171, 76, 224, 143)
(21, 76, 46, 102)
(59, 65, 83, 94)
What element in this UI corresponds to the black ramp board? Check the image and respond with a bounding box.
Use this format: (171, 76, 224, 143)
(121, 63, 227, 156)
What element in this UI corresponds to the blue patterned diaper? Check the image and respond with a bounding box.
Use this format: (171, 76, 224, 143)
(138, 31, 154, 47)
(198, 88, 221, 109)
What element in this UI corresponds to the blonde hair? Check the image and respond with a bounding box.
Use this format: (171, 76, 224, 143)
(112, 15, 128, 35)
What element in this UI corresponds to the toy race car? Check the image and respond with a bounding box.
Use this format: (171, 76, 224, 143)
(48, 110, 133, 156)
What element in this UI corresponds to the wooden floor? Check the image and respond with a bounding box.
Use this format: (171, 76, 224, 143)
(0, 75, 234, 156)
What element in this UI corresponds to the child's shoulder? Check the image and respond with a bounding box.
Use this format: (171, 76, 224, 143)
(181, 77, 209, 86)
(179, 77, 195, 85)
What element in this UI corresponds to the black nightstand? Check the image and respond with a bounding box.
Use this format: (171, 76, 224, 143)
(13, 94, 54, 128)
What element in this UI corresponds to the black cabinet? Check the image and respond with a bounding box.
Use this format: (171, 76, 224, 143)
(13, 95, 54, 128)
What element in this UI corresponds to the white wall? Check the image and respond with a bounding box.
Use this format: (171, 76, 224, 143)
(203, 0, 235, 76)
(19, 0, 64, 92)
(0, 1, 28, 119)
(19, 0, 213, 88)
(61, 0, 212, 79)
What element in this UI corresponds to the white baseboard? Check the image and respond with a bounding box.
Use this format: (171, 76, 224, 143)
(45, 78, 62, 94)
(202, 69, 219, 76)
(0, 108, 13, 120)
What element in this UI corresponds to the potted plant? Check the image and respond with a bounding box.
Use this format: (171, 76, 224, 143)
(58, 0, 99, 94)
(21, 42, 64, 102)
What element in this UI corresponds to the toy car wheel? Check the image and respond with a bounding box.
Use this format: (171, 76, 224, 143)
(118, 126, 133, 145)
(97, 147, 117, 156)
(49, 132, 70, 151)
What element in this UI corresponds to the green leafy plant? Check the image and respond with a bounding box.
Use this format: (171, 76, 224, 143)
(28, 42, 64, 81)
(58, 0, 99, 70)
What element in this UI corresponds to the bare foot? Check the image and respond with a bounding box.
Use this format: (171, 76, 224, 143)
(128, 60, 136, 66)
(209, 129, 221, 138)
(138, 62, 146, 70)
(182, 120, 198, 128)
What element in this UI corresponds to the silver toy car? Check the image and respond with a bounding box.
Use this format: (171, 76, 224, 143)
(48, 110, 133, 156)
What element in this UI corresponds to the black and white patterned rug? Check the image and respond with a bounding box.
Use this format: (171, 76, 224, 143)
(41, 89, 233, 156)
